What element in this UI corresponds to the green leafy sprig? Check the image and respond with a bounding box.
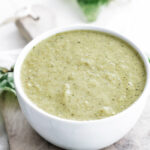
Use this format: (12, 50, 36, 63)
(77, 0, 110, 22)
(0, 67, 16, 95)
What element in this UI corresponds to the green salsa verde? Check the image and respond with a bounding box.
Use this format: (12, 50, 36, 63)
(21, 30, 146, 120)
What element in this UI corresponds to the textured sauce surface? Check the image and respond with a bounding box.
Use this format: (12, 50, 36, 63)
(21, 31, 146, 120)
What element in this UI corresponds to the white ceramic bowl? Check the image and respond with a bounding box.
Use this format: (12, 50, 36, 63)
(14, 25, 150, 150)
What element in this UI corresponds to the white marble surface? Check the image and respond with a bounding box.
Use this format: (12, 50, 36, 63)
(0, 0, 150, 149)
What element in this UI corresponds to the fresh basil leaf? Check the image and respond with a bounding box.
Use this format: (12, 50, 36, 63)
(77, 0, 110, 22)
(0, 67, 16, 95)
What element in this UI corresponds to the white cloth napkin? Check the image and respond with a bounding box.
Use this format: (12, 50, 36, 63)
(0, 49, 21, 70)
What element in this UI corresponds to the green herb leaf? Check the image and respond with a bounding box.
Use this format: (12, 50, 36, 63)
(0, 67, 16, 95)
(77, 0, 110, 22)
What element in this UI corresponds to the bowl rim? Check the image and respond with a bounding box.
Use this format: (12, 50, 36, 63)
(14, 24, 150, 124)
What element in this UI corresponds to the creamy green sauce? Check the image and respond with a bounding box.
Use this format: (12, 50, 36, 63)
(21, 30, 146, 120)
